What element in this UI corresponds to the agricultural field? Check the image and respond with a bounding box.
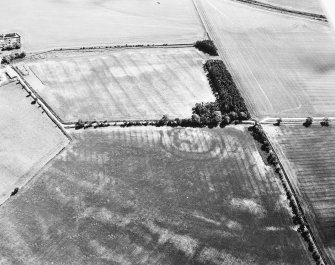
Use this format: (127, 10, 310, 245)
(264, 124, 335, 264)
(0, 82, 69, 205)
(0, 126, 311, 264)
(196, 0, 335, 119)
(23, 47, 214, 123)
(0, 0, 204, 52)
(256, 0, 324, 14)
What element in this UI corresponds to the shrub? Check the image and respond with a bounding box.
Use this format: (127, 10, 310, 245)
(274, 118, 282, 126)
(158, 114, 170, 126)
(75, 119, 85, 130)
(10, 187, 19, 196)
(320, 117, 330, 127)
(191, 114, 201, 126)
(303, 117, 313, 127)
(194, 40, 218, 56)
(212, 111, 222, 125)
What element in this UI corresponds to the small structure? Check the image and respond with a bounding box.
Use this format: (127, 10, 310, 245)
(5, 67, 18, 79)
(0, 33, 21, 50)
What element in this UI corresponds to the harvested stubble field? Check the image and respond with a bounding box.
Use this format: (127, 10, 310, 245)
(0, 0, 204, 52)
(254, 0, 323, 14)
(24, 48, 214, 123)
(0, 126, 311, 265)
(0, 82, 69, 205)
(196, 0, 335, 118)
(264, 124, 335, 264)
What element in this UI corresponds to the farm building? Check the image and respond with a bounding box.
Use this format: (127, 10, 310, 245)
(0, 33, 21, 50)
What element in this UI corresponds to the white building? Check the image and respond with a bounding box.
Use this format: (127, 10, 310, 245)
(0, 33, 21, 49)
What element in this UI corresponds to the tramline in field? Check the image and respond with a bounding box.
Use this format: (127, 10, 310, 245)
(264, 124, 335, 264)
(0, 81, 69, 205)
(23, 47, 215, 123)
(0, 126, 311, 264)
(196, 0, 335, 119)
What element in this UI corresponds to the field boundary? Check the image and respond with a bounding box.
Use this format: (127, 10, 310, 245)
(260, 117, 335, 125)
(26, 43, 196, 59)
(231, 0, 327, 22)
(262, 125, 330, 265)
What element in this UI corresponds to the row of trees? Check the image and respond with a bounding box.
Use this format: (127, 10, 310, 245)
(194, 40, 218, 56)
(1, 42, 21, 51)
(1, 51, 26, 64)
(250, 124, 324, 265)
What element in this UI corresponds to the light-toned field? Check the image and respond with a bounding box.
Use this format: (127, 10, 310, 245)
(257, 0, 324, 14)
(0, 82, 69, 205)
(265, 124, 335, 264)
(0, 126, 311, 264)
(24, 48, 214, 123)
(0, 0, 204, 52)
(196, 0, 335, 119)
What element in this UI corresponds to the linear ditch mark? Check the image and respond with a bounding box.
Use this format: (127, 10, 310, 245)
(231, 0, 327, 22)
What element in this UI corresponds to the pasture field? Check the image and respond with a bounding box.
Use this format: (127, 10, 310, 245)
(196, 0, 335, 119)
(255, 0, 323, 14)
(0, 0, 204, 52)
(23, 47, 214, 123)
(264, 124, 335, 264)
(0, 126, 311, 264)
(0, 82, 69, 205)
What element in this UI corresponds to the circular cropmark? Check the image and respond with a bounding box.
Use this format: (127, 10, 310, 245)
(160, 128, 226, 160)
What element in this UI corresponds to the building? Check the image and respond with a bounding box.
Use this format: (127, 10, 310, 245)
(0, 33, 21, 50)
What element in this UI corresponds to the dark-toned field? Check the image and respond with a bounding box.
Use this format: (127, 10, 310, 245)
(0, 81, 69, 205)
(264, 124, 335, 264)
(23, 48, 214, 122)
(0, 126, 311, 264)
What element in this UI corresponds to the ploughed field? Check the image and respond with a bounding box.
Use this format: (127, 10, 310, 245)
(0, 0, 204, 52)
(24, 48, 214, 123)
(196, 0, 335, 118)
(264, 124, 335, 264)
(254, 0, 323, 14)
(0, 82, 69, 205)
(0, 126, 311, 265)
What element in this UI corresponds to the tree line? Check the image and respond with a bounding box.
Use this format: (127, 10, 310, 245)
(250, 123, 325, 265)
(1, 51, 26, 64)
(194, 40, 218, 56)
